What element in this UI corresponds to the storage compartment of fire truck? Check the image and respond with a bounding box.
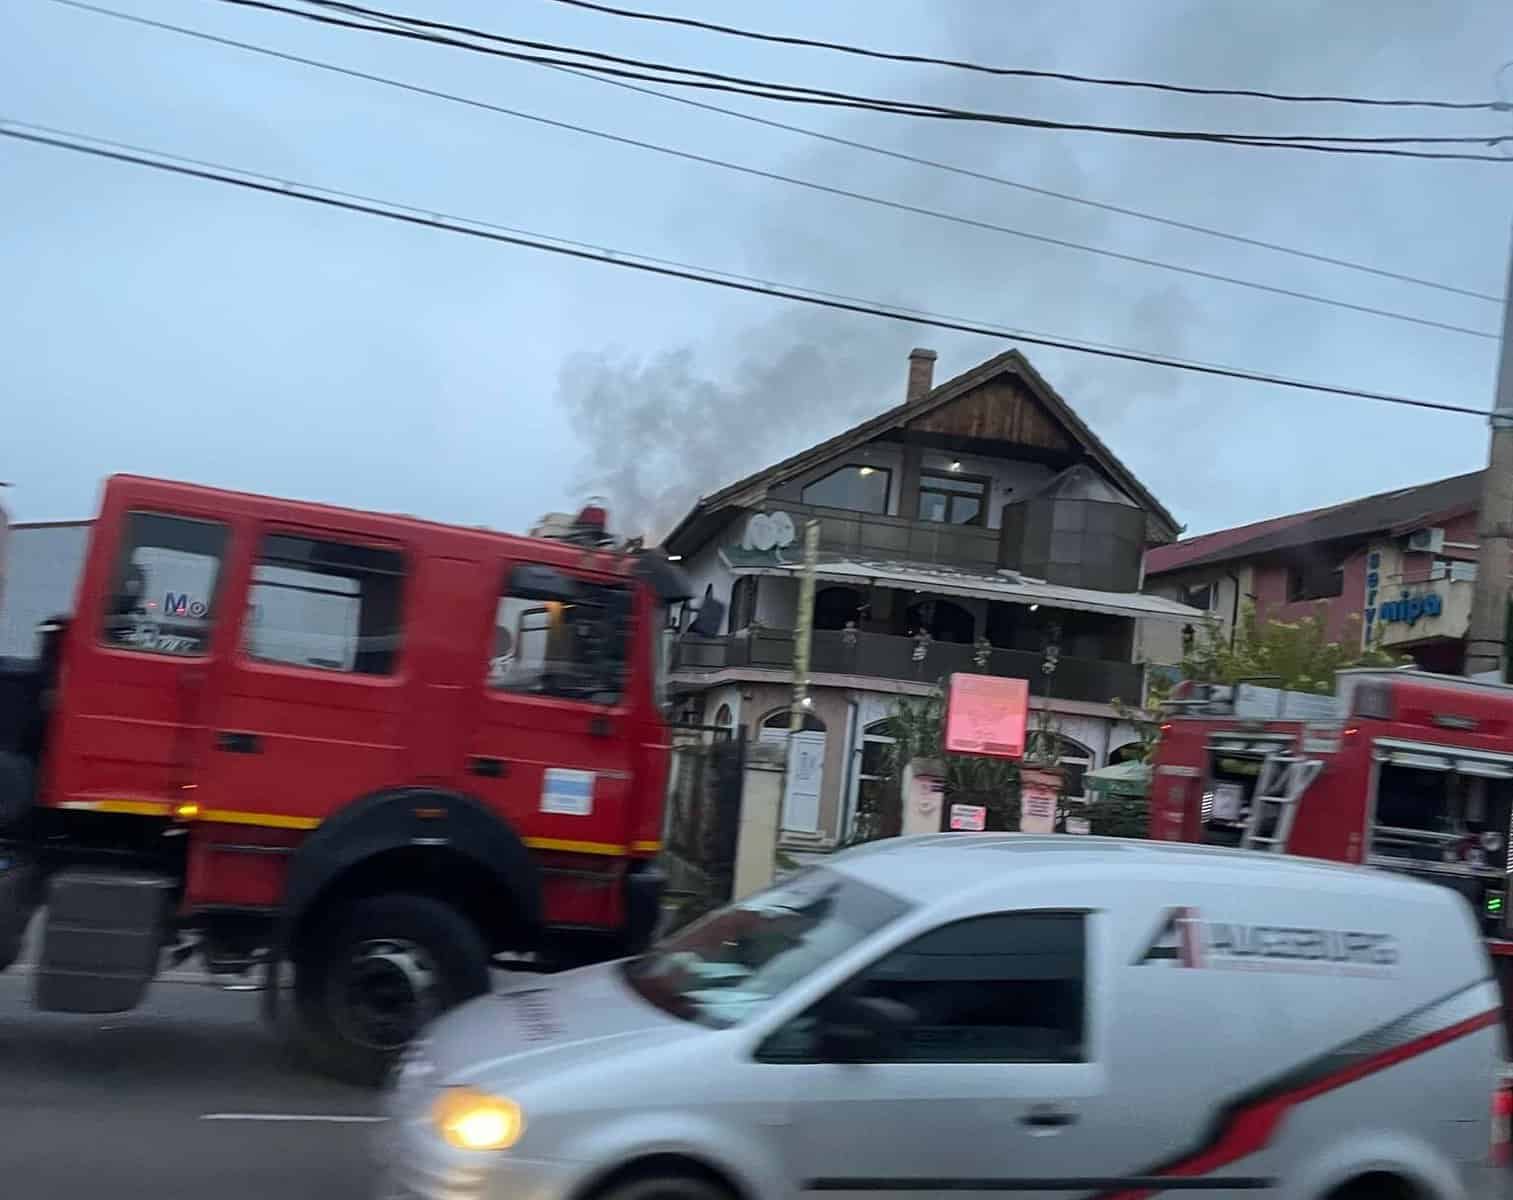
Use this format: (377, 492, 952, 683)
(1368, 746, 1513, 934)
(1193, 731, 1296, 848)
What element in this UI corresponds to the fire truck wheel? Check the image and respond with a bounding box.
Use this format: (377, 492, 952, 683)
(292, 893, 490, 1086)
(0, 753, 35, 830)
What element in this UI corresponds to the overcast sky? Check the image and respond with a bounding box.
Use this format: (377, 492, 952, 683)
(3, 0, 1509, 540)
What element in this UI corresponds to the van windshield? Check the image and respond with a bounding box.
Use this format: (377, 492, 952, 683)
(621, 869, 911, 1029)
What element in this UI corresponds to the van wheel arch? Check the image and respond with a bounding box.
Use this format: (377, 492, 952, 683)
(576, 1154, 746, 1200)
(1324, 1171, 1423, 1200)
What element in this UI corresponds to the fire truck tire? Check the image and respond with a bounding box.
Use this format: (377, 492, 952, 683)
(290, 893, 490, 1086)
(0, 753, 35, 830)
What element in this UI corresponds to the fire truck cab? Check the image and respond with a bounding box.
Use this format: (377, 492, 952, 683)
(1150, 669, 1513, 1025)
(0, 475, 719, 1083)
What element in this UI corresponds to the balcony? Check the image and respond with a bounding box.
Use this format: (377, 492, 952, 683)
(671, 628, 1143, 706)
(777, 501, 1000, 569)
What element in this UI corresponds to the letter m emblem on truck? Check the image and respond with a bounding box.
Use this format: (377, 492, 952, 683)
(1135, 906, 1205, 968)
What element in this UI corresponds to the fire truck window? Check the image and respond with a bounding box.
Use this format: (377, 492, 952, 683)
(490, 577, 629, 703)
(244, 535, 405, 675)
(101, 512, 228, 656)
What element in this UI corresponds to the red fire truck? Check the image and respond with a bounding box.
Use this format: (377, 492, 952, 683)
(1148, 668, 1513, 1029)
(0, 475, 720, 1083)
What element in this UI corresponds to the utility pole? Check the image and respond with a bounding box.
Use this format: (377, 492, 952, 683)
(787, 520, 821, 737)
(1465, 230, 1513, 681)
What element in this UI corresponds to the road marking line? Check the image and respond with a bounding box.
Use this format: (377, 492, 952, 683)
(200, 1113, 387, 1123)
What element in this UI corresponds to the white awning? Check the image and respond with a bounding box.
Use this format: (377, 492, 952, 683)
(725, 555, 1207, 625)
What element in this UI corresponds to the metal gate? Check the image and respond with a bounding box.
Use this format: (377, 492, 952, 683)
(660, 725, 746, 933)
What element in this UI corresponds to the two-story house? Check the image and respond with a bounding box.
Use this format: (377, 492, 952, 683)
(662, 347, 1203, 850)
(1143, 470, 1483, 676)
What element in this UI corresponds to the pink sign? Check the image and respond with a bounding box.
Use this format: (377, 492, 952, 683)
(949, 803, 986, 832)
(944, 673, 1029, 759)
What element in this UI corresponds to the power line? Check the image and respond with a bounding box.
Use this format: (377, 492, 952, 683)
(8, 114, 1417, 383)
(209, 0, 1513, 161)
(0, 120, 1492, 418)
(59, 1, 1502, 303)
(55, 5, 1500, 304)
(547, 59, 1505, 304)
(43, 3, 1494, 341)
(538, 0, 1507, 114)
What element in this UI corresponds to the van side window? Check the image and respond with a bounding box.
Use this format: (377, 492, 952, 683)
(101, 512, 229, 656)
(822, 911, 1085, 1064)
(244, 535, 405, 675)
(490, 569, 629, 704)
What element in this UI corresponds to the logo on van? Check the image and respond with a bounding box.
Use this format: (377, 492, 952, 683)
(1136, 907, 1398, 974)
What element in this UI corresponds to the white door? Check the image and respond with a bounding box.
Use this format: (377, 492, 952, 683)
(783, 730, 826, 832)
(760, 726, 826, 833)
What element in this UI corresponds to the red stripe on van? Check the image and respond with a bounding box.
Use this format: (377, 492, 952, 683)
(1098, 1007, 1502, 1200)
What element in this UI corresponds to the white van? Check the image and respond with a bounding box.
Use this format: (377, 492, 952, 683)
(379, 836, 1508, 1200)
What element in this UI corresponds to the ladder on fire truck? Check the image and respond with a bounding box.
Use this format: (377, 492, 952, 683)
(1242, 751, 1324, 854)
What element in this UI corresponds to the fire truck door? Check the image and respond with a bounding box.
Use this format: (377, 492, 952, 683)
(48, 509, 232, 812)
(195, 529, 414, 836)
(466, 563, 634, 858)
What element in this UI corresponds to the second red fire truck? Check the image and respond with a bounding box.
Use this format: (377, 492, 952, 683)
(1149, 668, 1513, 1026)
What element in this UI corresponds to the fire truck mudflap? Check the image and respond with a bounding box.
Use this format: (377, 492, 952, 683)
(0, 849, 39, 972)
(33, 869, 174, 1012)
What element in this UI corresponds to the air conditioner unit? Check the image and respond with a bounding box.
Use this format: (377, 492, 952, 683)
(1405, 526, 1445, 554)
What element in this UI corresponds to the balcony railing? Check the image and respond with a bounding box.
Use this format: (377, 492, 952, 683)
(672, 628, 1143, 706)
(776, 501, 1000, 568)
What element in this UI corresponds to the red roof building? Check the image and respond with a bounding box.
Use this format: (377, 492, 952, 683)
(1141, 471, 1483, 675)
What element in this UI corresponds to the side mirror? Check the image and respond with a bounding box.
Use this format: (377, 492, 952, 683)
(816, 995, 914, 1063)
(688, 596, 726, 638)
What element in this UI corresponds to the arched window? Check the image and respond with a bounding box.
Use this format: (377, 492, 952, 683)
(813, 586, 864, 632)
(713, 703, 734, 729)
(1026, 732, 1095, 799)
(728, 576, 757, 632)
(905, 597, 975, 644)
(761, 707, 826, 733)
(1109, 740, 1143, 765)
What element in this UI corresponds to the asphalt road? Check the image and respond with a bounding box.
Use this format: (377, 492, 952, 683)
(0, 971, 381, 1199)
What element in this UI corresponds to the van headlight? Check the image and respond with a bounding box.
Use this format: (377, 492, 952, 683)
(431, 1087, 525, 1151)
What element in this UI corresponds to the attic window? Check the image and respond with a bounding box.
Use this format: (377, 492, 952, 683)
(1288, 561, 1343, 603)
(919, 471, 987, 526)
(801, 464, 891, 514)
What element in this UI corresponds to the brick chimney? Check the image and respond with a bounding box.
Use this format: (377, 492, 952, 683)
(906, 347, 937, 403)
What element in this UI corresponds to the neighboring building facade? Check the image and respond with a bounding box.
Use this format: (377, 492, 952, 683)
(1144, 471, 1482, 675)
(0, 521, 91, 658)
(663, 347, 1203, 852)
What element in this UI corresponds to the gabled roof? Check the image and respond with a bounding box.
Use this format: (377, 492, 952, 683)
(663, 349, 1178, 554)
(1145, 469, 1482, 576)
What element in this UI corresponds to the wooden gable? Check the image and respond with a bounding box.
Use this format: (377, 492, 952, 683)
(903, 373, 1076, 453)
